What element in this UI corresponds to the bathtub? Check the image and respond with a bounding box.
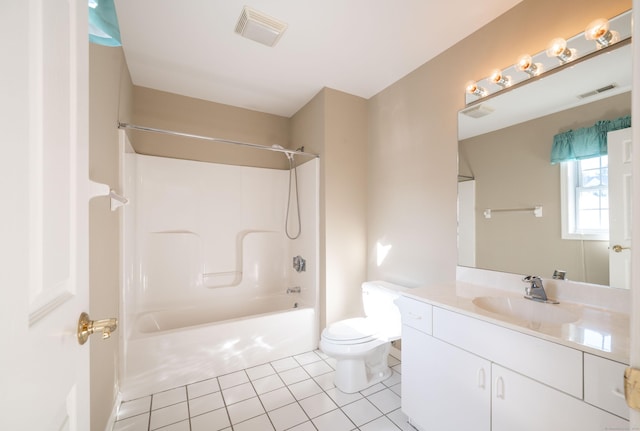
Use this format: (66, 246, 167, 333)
(121, 294, 318, 399)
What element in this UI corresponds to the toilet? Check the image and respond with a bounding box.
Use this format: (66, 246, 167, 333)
(319, 281, 405, 393)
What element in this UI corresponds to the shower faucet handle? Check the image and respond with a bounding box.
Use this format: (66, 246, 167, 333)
(293, 255, 306, 272)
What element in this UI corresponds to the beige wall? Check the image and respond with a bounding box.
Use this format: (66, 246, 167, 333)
(291, 88, 368, 329)
(89, 44, 133, 430)
(366, 0, 630, 288)
(130, 86, 291, 169)
(324, 90, 368, 325)
(460, 92, 631, 285)
(290, 91, 327, 328)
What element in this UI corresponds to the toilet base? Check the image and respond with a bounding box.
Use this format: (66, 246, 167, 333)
(333, 342, 392, 393)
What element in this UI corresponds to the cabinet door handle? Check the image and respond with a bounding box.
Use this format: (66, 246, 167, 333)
(408, 312, 422, 320)
(612, 388, 625, 399)
(477, 367, 486, 389)
(496, 376, 505, 399)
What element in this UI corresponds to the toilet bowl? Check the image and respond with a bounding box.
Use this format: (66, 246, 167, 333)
(319, 281, 405, 393)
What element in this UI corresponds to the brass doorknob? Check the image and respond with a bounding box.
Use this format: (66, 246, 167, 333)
(77, 312, 118, 345)
(611, 244, 631, 253)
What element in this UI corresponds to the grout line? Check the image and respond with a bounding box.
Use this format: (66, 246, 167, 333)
(245, 365, 277, 430)
(184, 385, 192, 431)
(114, 351, 402, 431)
(216, 381, 235, 429)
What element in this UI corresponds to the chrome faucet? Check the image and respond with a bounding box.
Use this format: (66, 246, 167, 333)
(522, 276, 558, 304)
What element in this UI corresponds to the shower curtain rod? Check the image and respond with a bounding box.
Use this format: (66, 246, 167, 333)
(118, 122, 319, 159)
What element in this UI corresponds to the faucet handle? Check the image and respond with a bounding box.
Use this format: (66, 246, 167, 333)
(522, 275, 539, 296)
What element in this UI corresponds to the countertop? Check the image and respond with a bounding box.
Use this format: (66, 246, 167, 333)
(399, 281, 630, 364)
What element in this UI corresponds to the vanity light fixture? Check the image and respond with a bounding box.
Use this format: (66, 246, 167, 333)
(585, 18, 620, 48)
(516, 54, 542, 77)
(463, 10, 630, 105)
(546, 37, 576, 63)
(490, 69, 512, 88)
(465, 80, 487, 98)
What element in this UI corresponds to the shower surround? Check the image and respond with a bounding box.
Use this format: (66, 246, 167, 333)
(121, 151, 319, 398)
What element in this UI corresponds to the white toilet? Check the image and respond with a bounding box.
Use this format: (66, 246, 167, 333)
(319, 281, 405, 393)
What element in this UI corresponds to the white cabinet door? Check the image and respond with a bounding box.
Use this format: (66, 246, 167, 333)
(402, 325, 491, 431)
(584, 354, 629, 420)
(401, 325, 430, 429)
(492, 364, 628, 431)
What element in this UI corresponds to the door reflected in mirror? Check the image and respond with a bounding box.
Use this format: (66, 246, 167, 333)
(457, 43, 632, 290)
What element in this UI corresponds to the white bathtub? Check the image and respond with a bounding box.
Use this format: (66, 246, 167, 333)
(121, 295, 318, 399)
(136, 294, 306, 333)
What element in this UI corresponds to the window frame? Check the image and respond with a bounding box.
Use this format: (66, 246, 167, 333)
(560, 157, 609, 241)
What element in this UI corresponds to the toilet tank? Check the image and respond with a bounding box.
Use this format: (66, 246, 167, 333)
(362, 281, 406, 334)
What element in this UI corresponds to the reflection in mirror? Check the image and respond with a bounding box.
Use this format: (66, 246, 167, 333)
(457, 42, 632, 290)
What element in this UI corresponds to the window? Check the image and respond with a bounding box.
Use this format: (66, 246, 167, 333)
(561, 155, 609, 240)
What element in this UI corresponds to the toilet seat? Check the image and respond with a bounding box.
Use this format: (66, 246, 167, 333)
(322, 318, 379, 344)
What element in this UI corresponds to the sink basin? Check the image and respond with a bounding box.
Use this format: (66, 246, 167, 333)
(472, 296, 579, 325)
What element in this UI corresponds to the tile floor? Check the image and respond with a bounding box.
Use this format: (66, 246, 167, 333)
(113, 350, 414, 431)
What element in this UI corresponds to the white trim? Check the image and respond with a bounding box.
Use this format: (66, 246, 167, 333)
(629, 0, 640, 427)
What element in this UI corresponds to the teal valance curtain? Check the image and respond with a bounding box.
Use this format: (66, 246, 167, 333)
(550, 115, 631, 164)
(89, 0, 121, 47)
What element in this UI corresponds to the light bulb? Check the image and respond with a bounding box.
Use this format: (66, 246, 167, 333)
(465, 80, 486, 97)
(490, 70, 511, 88)
(546, 37, 575, 63)
(585, 18, 609, 40)
(516, 54, 532, 70)
(516, 54, 541, 77)
(585, 18, 620, 48)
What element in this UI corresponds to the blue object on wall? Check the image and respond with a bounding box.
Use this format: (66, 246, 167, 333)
(89, 0, 121, 47)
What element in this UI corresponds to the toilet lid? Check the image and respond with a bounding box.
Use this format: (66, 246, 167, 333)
(323, 318, 378, 342)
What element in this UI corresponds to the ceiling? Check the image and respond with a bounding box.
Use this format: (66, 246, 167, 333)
(114, 0, 523, 118)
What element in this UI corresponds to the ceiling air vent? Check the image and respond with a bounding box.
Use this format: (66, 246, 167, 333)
(577, 84, 617, 99)
(235, 6, 288, 47)
(460, 104, 494, 118)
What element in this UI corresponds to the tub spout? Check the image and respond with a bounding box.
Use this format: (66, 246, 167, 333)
(287, 286, 301, 294)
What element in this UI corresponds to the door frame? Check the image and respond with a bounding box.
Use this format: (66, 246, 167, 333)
(629, 0, 640, 428)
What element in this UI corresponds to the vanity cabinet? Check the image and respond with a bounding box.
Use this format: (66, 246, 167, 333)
(397, 297, 629, 431)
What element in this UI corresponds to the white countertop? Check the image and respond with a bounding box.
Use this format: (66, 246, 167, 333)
(400, 281, 630, 364)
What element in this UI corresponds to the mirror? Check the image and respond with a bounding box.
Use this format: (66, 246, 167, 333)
(457, 25, 632, 289)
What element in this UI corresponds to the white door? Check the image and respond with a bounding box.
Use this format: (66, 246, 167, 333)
(0, 0, 90, 429)
(457, 180, 476, 267)
(608, 128, 632, 289)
